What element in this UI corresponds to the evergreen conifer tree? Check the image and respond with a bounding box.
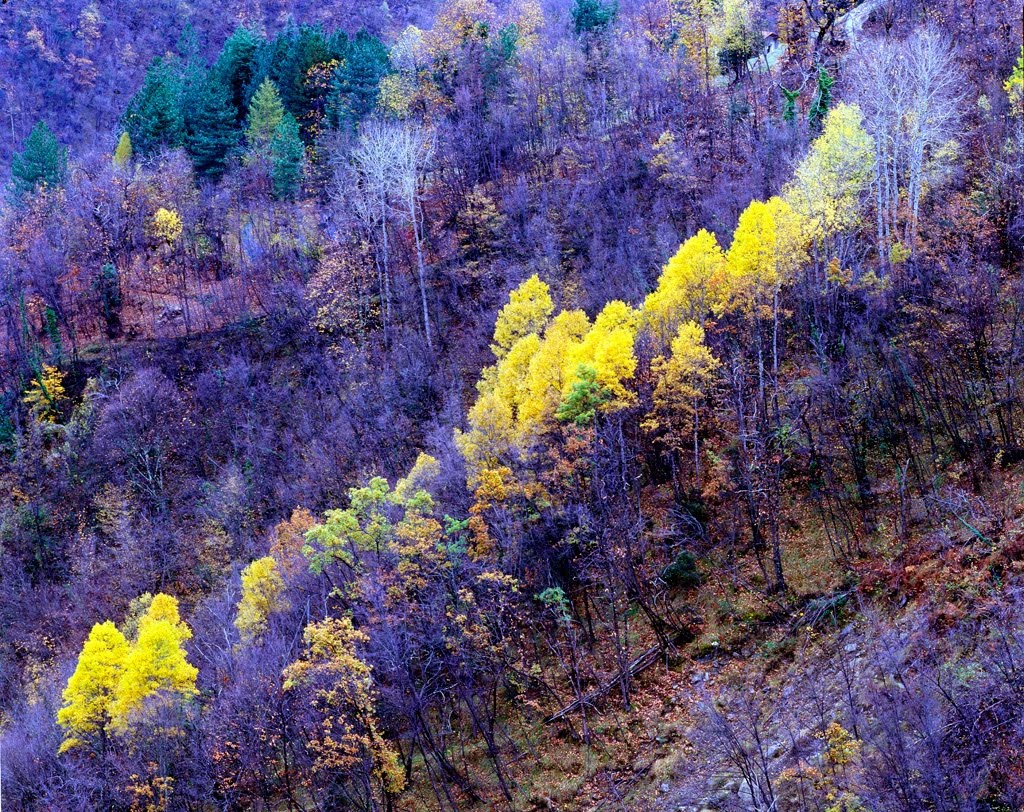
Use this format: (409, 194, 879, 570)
(186, 72, 239, 178)
(122, 57, 185, 155)
(10, 121, 67, 200)
(271, 113, 305, 198)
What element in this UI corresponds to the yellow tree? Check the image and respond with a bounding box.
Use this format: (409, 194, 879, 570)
(519, 309, 591, 432)
(491, 274, 554, 358)
(283, 617, 405, 805)
(642, 228, 727, 344)
(23, 364, 67, 423)
(724, 196, 810, 407)
(57, 621, 129, 754)
(783, 103, 873, 244)
(645, 321, 720, 487)
(111, 593, 198, 732)
(235, 557, 289, 645)
(563, 300, 639, 405)
(113, 131, 133, 168)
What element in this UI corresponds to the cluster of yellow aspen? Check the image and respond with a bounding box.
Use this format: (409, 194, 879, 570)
(457, 104, 875, 490)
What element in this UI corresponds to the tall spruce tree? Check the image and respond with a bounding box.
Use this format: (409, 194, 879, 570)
(215, 26, 262, 122)
(270, 113, 305, 198)
(246, 78, 286, 157)
(328, 30, 390, 129)
(122, 57, 184, 156)
(186, 72, 239, 178)
(10, 121, 67, 200)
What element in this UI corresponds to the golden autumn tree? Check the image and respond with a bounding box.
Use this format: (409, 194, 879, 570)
(783, 103, 873, 241)
(642, 228, 727, 343)
(283, 617, 405, 805)
(111, 593, 198, 732)
(235, 557, 288, 645)
(23, 364, 67, 423)
(491, 274, 554, 358)
(562, 300, 639, 405)
(645, 321, 720, 487)
(723, 196, 811, 316)
(57, 621, 130, 754)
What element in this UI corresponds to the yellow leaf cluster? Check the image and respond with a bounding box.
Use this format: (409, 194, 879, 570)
(491, 274, 554, 357)
(235, 556, 289, 645)
(148, 207, 183, 245)
(642, 228, 726, 343)
(784, 103, 873, 237)
(283, 617, 405, 797)
(57, 594, 198, 752)
(23, 364, 67, 422)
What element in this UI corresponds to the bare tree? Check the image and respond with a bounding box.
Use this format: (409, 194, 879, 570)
(851, 29, 966, 263)
(346, 120, 436, 351)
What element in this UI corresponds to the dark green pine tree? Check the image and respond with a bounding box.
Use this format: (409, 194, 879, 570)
(215, 26, 262, 123)
(571, 0, 618, 35)
(122, 57, 185, 156)
(9, 121, 67, 200)
(186, 72, 239, 179)
(270, 113, 305, 199)
(328, 30, 390, 130)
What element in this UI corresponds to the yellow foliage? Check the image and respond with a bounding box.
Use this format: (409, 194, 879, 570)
(393, 452, 442, 503)
(113, 131, 133, 168)
(495, 333, 542, 419)
(645, 321, 719, 450)
(235, 557, 288, 645)
(821, 721, 860, 768)
(491, 274, 553, 357)
(784, 103, 873, 236)
(57, 621, 129, 753)
(23, 364, 67, 422)
(1007, 47, 1023, 111)
(110, 594, 198, 731)
(642, 229, 726, 343)
(148, 207, 183, 245)
(283, 617, 406, 797)
(563, 300, 639, 404)
(519, 309, 591, 432)
(723, 196, 812, 314)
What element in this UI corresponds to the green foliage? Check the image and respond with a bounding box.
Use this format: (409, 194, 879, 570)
(661, 550, 701, 589)
(214, 26, 262, 121)
(122, 57, 185, 156)
(270, 113, 305, 198)
(9, 121, 67, 200)
(329, 30, 391, 128)
(536, 586, 571, 623)
(245, 78, 286, 166)
(186, 70, 239, 178)
(248, 22, 335, 120)
(808, 66, 835, 128)
(1007, 46, 1023, 111)
(96, 263, 122, 338)
(571, 0, 618, 35)
(556, 364, 613, 426)
(782, 87, 800, 123)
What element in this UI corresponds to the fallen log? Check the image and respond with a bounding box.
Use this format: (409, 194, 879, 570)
(543, 643, 664, 724)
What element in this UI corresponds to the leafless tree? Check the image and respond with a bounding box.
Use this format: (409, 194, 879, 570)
(345, 120, 435, 350)
(851, 29, 966, 263)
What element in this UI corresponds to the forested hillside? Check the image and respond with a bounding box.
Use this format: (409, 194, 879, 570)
(0, 0, 1022, 809)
